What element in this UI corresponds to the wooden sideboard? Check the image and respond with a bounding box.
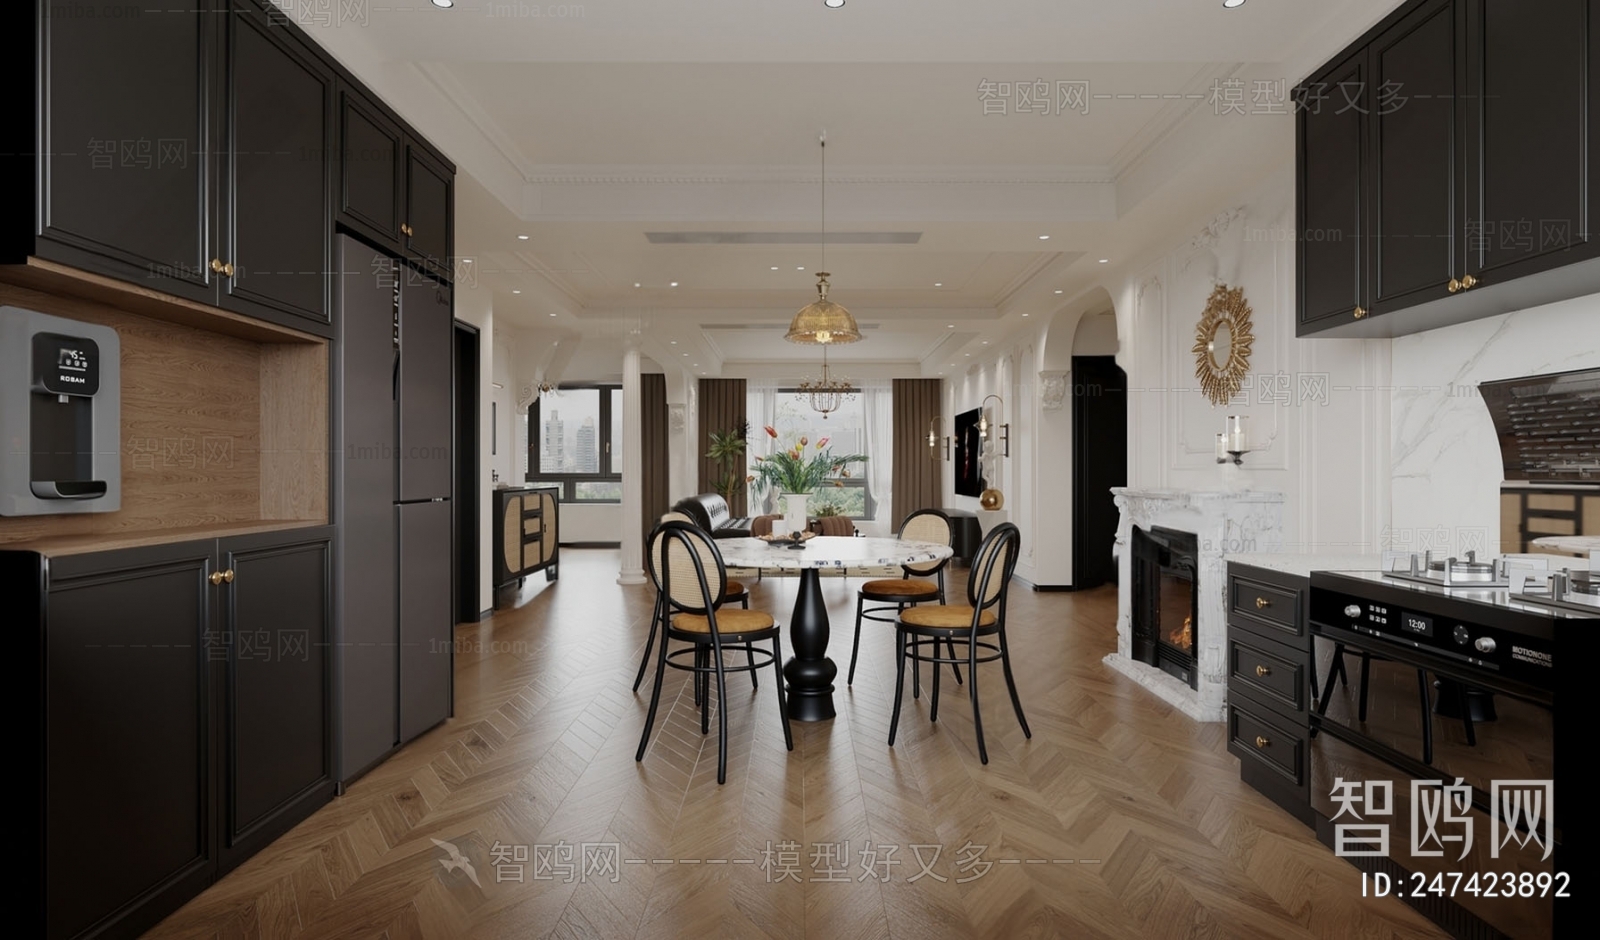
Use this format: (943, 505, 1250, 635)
(493, 485, 559, 605)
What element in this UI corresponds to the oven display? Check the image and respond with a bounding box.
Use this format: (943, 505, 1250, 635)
(1402, 612, 1434, 638)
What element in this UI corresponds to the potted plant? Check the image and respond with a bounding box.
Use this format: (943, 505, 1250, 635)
(751, 426, 866, 532)
(706, 422, 750, 508)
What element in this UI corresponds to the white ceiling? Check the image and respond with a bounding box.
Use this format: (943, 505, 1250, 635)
(296, 0, 1401, 377)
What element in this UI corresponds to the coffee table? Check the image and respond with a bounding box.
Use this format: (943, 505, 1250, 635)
(718, 536, 954, 721)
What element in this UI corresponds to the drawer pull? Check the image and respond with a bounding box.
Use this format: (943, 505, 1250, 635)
(1352, 306, 1367, 319)
(1254, 735, 1271, 749)
(1461, 274, 1478, 290)
(1254, 596, 1271, 610)
(1447, 277, 1462, 293)
(209, 570, 224, 586)
(1254, 664, 1271, 678)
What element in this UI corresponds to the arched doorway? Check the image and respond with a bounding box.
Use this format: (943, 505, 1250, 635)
(1068, 310, 1126, 589)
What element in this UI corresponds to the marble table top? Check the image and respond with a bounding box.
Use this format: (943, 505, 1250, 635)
(719, 536, 952, 570)
(1530, 535, 1600, 556)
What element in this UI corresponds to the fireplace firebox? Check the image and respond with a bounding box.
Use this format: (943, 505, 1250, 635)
(1132, 526, 1199, 689)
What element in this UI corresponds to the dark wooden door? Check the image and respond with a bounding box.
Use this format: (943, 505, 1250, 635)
(44, 542, 217, 940)
(217, 527, 335, 873)
(1071, 357, 1127, 590)
(1369, 0, 1462, 315)
(398, 277, 454, 502)
(217, 0, 335, 332)
(35, 0, 214, 303)
(338, 87, 405, 253)
(404, 143, 453, 280)
(399, 500, 454, 742)
(1463, 0, 1599, 284)
(1296, 51, 1370, 330)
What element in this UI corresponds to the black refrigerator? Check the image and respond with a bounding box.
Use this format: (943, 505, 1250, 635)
(336, 235, 455, 782)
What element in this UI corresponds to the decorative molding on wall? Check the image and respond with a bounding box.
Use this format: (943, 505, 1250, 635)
(668, 404, 686, 430)
(1039, 371, 1069, 411)
(1188, 205, 1246, 253)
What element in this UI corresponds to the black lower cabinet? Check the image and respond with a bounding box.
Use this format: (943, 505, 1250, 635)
(1226, 562, 1315, 827)
(9, 524, 335, 940)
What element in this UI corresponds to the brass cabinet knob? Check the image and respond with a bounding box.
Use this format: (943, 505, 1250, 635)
(1447, 277, 1462, 293)
(210, 258, 225, 273)
(1254, 664, 1271, 678)
(1254, 596, 1271, 609)
(1254, 735, 1271, 749)
(402, 223, 414, 236)
(209, 570, 224, 586)
(222, 262, 235, 277)
(223, 568, 235, 583)
(1352, 306, 1367, 319)
(209, 569, 236, 586)
(1461, 274, 1478, 289)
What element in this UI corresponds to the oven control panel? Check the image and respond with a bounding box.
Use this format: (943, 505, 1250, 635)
(1310, 590, 1556, 691)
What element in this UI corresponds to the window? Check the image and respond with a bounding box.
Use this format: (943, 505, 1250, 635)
(528, 385, 623, 502)
(749, 390, 876, 521)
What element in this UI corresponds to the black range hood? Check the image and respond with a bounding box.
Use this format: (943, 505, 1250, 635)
(1479, 367, 1600, 483)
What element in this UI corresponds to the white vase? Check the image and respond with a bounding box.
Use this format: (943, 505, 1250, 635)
(783, 492, 810, 534)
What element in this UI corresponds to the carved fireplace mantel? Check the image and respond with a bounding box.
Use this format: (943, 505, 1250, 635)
(1106, 487, 1285, 722)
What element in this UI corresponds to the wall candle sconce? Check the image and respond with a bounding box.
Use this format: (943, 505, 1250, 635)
(1214, 414, 1251, 466)
(977, 394, 1010, 458)
(927, 415, 950, 461)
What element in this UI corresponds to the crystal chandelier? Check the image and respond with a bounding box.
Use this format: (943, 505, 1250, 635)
(787, 131, 863, 416)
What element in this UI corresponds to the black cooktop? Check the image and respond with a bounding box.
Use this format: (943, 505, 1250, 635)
(1312, 569, 1600, 626)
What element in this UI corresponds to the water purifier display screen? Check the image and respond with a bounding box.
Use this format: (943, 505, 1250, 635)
(34, 333, 100, 396)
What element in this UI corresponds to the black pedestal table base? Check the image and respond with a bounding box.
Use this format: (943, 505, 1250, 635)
(783, 568, 836, 722)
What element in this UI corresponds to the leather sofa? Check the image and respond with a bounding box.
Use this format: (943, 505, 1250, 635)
(671, 493, 753, 539)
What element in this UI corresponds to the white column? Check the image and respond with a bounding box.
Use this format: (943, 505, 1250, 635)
(617, 334, 646, 585)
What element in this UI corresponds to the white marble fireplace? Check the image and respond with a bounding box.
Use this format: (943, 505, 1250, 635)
(1106, 488, 1285, 722)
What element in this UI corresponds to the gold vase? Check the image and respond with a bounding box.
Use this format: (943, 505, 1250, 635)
(979, 488, 1004, 511)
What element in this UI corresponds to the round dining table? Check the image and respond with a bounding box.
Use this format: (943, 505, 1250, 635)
(718, 536, 954, 722)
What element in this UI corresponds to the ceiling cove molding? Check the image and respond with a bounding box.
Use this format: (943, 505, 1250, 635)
(520, 164, 1117, 186)
(414, 62, 539, 180)
(1108, 62, 1246, 180)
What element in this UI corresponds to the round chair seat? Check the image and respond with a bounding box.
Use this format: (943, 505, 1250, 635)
(726, 579, 748, 598)
(899, 605, 998, 630)
(860, 578, 939, 599)
(671, 608, 776, 636)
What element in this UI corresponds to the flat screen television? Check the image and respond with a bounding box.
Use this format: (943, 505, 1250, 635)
(954, 407, 984, 497)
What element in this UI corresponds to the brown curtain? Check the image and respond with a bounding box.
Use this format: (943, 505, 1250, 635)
(697, 378, 748, 517)
(641, 373, 669, 538)
(892, 378, 943, 527)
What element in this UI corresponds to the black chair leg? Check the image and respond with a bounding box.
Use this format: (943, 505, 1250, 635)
(999, 627, 1031, 738)
(632, 603, 661, 693)
(910, 607, 922, 700)
(969, 631, 987, 764)
(1418, 670, 1435, 765)
(773, 636, 793, 751)
(847, 595, 865, 686)
(746, 643, 759, 690)
(930, 636, 942, 724)
(700, 647, 711, 735)
(635, 625, 672, 762)
(713, 638, 729, 784)
(1357, 652, 1372, 723)
(946, 637, 963, 685)
(889, 629, 908, 746)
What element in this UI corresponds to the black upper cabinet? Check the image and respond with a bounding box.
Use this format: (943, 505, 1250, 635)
(218, 0, 335, 331)
(405, 144, 455, 280)
(1463, 0, 1599, 283)
(1298, 0, 1600, 337)
(1369, 0, 1461, 315)
(1297, 51, 1370, 327)
(338, 89, 405, 249)
(27, 0, 215, 303)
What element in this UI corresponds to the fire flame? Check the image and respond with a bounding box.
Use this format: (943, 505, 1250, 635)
(1168, 615, 1192, 651)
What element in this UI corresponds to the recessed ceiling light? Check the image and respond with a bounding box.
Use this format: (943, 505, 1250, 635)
(824, 0, 845, 8)
(771, 266, 780, 270)
(797, 266, 805, 270)
(682, 353, 688, 356)
(670, 340, 678, 345)
(1038, 234, 1051, 240)
(1098, 258, 1110, 264)
(965, 353, 972, 357)
(934, 282, 943, 287)
(461, 259, 472, 264)
(549, 313, 557, 317)
(634, 282, 641, 288)
(1055, 289, 1064, 294)
(982, 341, 989, 345)
(512, 289, 521, 294)
(947, 324, 954, 328)
(430, 0, 453, 7)
(670, 282, 679, 287)
(517, 234, 529, 240)
(693, 363, 699, 366)
(1223, 0, 1246, 7)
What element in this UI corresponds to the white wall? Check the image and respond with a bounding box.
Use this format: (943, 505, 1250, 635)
(1390, 299, 1600, 555)
(1109, 168, 1392, 556)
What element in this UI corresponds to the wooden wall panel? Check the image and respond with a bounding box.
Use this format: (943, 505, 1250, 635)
(259, 344, 329, 522)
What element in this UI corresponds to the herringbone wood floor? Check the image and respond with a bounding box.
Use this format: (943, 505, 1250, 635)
(145, 550, 1447, 939)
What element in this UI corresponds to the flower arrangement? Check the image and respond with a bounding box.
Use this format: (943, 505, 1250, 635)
(751, 425, 867, 496)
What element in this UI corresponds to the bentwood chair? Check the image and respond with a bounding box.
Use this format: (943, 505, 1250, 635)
(633, 511, 759, 694)
(635, 520, 793, 783)
(888, 522, 1029, 765)
(847, 509, 960, 691)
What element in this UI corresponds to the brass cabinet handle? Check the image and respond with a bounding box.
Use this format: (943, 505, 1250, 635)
(1447, 277, 1462, 293)
(1461, 274, 1478, 289)
(1255, 596, 1271, 609)
(223, 568, 235, 583)
(222, 262, 235, 277)
(402, 223, 414, 236)
(210, 258, 225, 274)
(1254, 735, 1271, 749)
(209, 570, 224, 586)
(209, 569, 236, 586)
(1254, 664, 1271, 678)
(1352, 306, 1367, 319)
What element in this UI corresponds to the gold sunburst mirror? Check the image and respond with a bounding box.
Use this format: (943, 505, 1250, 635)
(1192, 283, 1255, 406)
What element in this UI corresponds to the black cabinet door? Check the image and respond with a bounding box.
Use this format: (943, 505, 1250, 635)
(217, 0, 334, 332)
(399, 500, 453, 742)
(217, 527, 334, 873)
(34, 0, 214, 303)
(44, 542, 216, 940)
(404, 143, 453, 280)
(398, 277, 454, 502)
(338, 88, 405, 253)
(1463, 0, 1599, 284)
(1368, 0, 1463, 316)
(1297, 52, 1371, 330)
